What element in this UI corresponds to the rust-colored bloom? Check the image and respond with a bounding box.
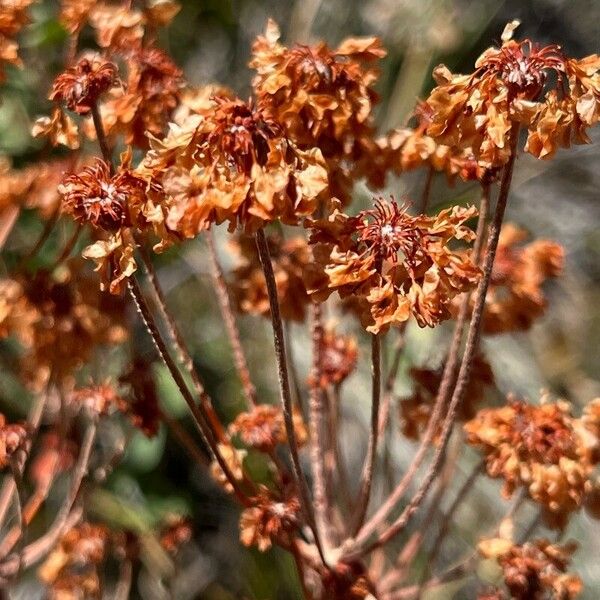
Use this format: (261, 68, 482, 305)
(59, 158, 146, 231)
(141, 95, 328, 233)
(3, 264, 128, 389)
(310, 328, 358, 389)
(423, 21, 600, 168)
(305, 198, 480, 333)
(465, 397, 600, 527)
(119, 357, 162, 437)
(0, 0, 33, 82)
(0, 414, 28, 469)
(50, 56, 118, 115)
(456, 224, 564, 334)
(250, 20, 385, 203)
(69, 383, 125, 417)
(400, 353, 494, 440)
(479, 538, 582, 600)
(229, 233, 311, 322)
(229, 404, 307, 453)
(239, 486, 300, 551)
(38, 522, 110, 600)
(159, 515, 193, 554)
(95, 45, 183, 148)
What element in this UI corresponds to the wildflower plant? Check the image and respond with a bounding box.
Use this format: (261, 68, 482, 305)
(0, 6, 599, 599)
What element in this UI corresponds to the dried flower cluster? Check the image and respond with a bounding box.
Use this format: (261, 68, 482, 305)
(1, 7, 600, 600)
(306, 198, 480, 332)
(465, 398, 600, 527)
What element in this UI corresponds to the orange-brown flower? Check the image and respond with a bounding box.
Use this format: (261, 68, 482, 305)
(50, 56, 118, 115)
(239, 486, 300, 551)
(0, 414, 28, 469)
(478, 538, 582, 600)
(310, 328, 358, 389)
(423, 21, 600, 168)
(457, 224, 564, 334)
(38, 522, 110, 600)
(250, 20, 385, 203)
(209, 442, 246, 494)
(0, 0, 33, 82)
(141, 96, 328, 233)
(400, 353, 494, 440)
(159, 515, 193, 554)
(59, 158, 146, 231)
(32, 107, 80, 149)
(305, 198, 480, 333)
(465, 398, 600, 527)
(69, 383, 125, 417)
(229, 234, 311, 322)
(3, 263, 128, 389)
(95, 45, 183, 148)
(229, 404, 307, 453)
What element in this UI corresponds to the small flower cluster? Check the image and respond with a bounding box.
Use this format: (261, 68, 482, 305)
(465, 397, 600, 527)
(305, 198, 480, 332)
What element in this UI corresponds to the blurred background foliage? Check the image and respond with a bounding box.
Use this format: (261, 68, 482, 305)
(1, 0, 600, 598)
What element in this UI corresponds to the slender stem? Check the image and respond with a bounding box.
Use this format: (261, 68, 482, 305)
(351, 332, 381, 535)
(417, 460, 484, 589)
(131, 232, 226, 441)
(354, 124, 519, 557)
(206, 231, 257, 407)
(308, 303, 332, 548)
(352, 179, 492, 547)
(51, 223, 83, 268)
(127, 277, 250, 505)
(255, 227, 326, 564)
(91, 104, 112, 168)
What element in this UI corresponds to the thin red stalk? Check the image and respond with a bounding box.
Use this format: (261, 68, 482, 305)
(206, 231, 257, 406)
(354, 124, 520, 557)
(351, 332, 382, 535)
(51, 223, 83, 268)
(127, 277, 250, 505)
(130, 232, 227, 441)
(255, 227, 326, 565)
(91, 104, 112, 169)
(352, 179, 492, 547)
(308, 303, 333, 548)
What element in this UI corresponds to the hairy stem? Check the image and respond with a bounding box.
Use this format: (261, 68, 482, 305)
(308, 303, 333, 547)
(351, 332, 381, 535)
(355, 124, 519, 557)
(255, 227, 326, 564)
(206, 230, 257, 407)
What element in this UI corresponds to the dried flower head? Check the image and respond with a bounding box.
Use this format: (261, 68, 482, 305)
(423, 21, 600, 167)
(159, 515, 193, 554)
(141, 95, 328, 232)
(310, 328, 358, 389)
(250, 20, 385, 203)
(239, 486, 301, 551)
(479, 538, 582, 600)
(400, 353, 494, 440)
(465, 398, 600, 526)
(5, 264, 128, 389)
(478, 224, 563, 334)
(38, 522, 110, 599)
(0, 0, 33, 81)
(59, 158, 146, 231)
(229, 404, 307, 453)
(305, 198, 480, 333)
(69, 383, 125, 417)
(0, 414, 28, 469)
(50, 56, 118, 115)
(94, 45, 183, 148)
(229, 234, 311, 322)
